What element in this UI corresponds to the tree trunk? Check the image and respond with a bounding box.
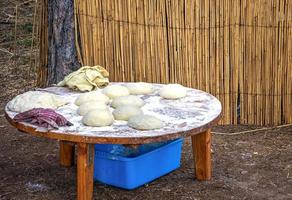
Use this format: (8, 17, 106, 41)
(38, 0, 80, 86)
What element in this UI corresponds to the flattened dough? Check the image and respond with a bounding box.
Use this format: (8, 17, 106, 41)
(128, 115, 163, 130)
(82, 109, 114, 127)
(75, 91, 109, 106)
(113, 105, 143, 121)
(77, 101, 108, 116)
(7, 91, 67, 113)
(102, 85, 130, 99)
(126, 82, 154, 95)
(111, 95, 145, 108)
(159, 84, 187, 99)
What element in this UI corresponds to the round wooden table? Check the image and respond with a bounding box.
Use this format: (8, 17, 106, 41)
(5, 83, 222, 200)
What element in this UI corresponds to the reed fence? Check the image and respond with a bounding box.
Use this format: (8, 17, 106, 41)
(40, 0, 292, 125)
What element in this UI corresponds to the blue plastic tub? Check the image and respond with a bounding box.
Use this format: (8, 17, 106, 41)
(93, 138, 183, 190)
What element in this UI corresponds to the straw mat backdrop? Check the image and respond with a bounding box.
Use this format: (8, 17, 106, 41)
(40, 0, 292, 125)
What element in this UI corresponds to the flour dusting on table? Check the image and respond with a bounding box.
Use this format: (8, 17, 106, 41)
(6, 83, 222, 138)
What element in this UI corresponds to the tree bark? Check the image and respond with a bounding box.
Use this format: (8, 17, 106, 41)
(46, 0, 80, 85)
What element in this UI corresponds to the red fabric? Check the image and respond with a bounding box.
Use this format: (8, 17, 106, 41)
(14, 108, 73, 129)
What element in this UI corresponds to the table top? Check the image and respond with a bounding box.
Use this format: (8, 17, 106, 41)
(5, 83, 222, 144)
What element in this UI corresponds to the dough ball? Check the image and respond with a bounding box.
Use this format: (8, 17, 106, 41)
(128, 115, 163, 130)
(159, 84, 187, 99)
(82, 109, 114, 127)
(7, 91, 68, 113)
(113, 105, 143, 121)
(75, 91, 109, 106)
(102, 85, 130, 99)
(77, 101, 108, 116)
(111, 95, 145, 108)
(126, 82, 154, 95)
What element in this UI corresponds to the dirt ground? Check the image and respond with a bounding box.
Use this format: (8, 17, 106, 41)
(0, 1, 291, 200)
(0, 109, 291, 200)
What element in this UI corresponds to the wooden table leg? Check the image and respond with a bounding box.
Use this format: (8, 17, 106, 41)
(60, 141, 75, 167)
(77, 143, 94, 200)
(191, 129, 211, 180)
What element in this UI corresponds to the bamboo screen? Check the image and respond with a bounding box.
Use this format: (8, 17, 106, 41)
(73, 0, 291, 125)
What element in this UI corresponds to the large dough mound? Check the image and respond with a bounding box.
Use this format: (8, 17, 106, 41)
(7, 91, 67, 113)
(111, 95, 145, 108)
(113, 105, 143, 121)
(159, 84, 187, 99)
(82, 109, 114, 127)
(128, 115, 163, 130)
(126, 82, 154, 95)
(77, 101, 108, 116)
(75, 91, 109, 106)
(102, 85, 130, 99)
